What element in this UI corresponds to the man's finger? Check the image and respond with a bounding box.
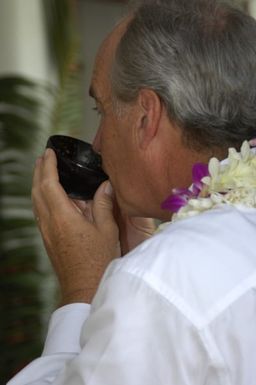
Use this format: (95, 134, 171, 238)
(32, 156, 48, 220)
(72, 199, 94, 222)
(40, 148, 73, 213)
(41, 148, 59, 181)
(32, 156, 43, 187)
(93, 181, 116, 230)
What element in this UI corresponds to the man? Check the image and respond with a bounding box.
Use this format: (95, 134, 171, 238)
(8, 0, 256, 384)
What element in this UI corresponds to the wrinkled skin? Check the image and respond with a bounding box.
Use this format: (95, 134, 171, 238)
(32, 17, 211, 306)
(32, 149, 155, 305)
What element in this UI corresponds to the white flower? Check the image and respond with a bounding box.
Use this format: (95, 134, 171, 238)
(224, 188, 256, 207)
(171, 141, 256, 222)
(206, 141, 256, 193)
(208, 157, 220, 178)
(241, 140, 250, 161)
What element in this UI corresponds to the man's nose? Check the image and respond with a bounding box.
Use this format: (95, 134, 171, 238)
(92, 128, 101, 154)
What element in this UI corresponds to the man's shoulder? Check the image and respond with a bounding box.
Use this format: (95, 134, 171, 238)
(106, 205, 256, 319)
(118, 204, 256, 272)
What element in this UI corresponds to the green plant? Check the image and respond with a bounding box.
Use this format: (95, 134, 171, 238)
(0, 1, 83, 383)
(0, 77, 51, 382)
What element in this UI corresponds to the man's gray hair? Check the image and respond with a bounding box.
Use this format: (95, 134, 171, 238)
(111, 0, 256, 150)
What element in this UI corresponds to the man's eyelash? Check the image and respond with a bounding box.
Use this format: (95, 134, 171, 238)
(92, 106, 101, 115)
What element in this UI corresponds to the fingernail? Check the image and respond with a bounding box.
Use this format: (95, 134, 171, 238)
(44, 148, 52, 157)
(104, 180, 113, 196)
(36, 156, 42, 164)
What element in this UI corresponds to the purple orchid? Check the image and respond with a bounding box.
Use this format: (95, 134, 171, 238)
(161, 163, 209, 212)
(249, 138, 256, 148)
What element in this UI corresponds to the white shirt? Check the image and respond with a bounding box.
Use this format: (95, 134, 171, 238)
(8, 204, 256, 385)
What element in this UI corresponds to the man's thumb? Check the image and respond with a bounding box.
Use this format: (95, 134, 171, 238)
(93, 180, 116, 227)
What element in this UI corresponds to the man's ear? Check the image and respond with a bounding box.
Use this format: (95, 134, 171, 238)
(137, 89, 162, 150)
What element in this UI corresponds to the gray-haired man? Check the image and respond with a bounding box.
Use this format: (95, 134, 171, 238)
(9, 1, 256, 384)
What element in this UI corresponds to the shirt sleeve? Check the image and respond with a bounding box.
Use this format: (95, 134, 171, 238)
(7, 270, 209, 385)
(7, 303, 91, 385)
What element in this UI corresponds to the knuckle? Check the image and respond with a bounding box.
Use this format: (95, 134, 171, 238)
(41, 178, 55, 192)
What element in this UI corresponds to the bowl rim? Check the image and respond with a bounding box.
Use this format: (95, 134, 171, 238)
(47, 134, 106, 174)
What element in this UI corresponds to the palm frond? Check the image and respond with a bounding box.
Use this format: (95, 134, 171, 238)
(1, 1, 84, 382)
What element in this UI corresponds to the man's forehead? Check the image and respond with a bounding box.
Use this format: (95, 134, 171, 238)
(89, 16, 132, 102)
(101, 16, 132, 53)
(90, 60, 109, 104)
(95, 17, 131, 71)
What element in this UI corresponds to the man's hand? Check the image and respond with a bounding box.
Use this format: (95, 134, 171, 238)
(32, 149, 120, 305)
(114, 207, 156, 255)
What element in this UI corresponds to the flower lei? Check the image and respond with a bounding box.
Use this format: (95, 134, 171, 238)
(161, 140, 256, 222)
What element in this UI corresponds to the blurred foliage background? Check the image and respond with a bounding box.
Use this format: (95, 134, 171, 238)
(0, 0, 84, 382)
